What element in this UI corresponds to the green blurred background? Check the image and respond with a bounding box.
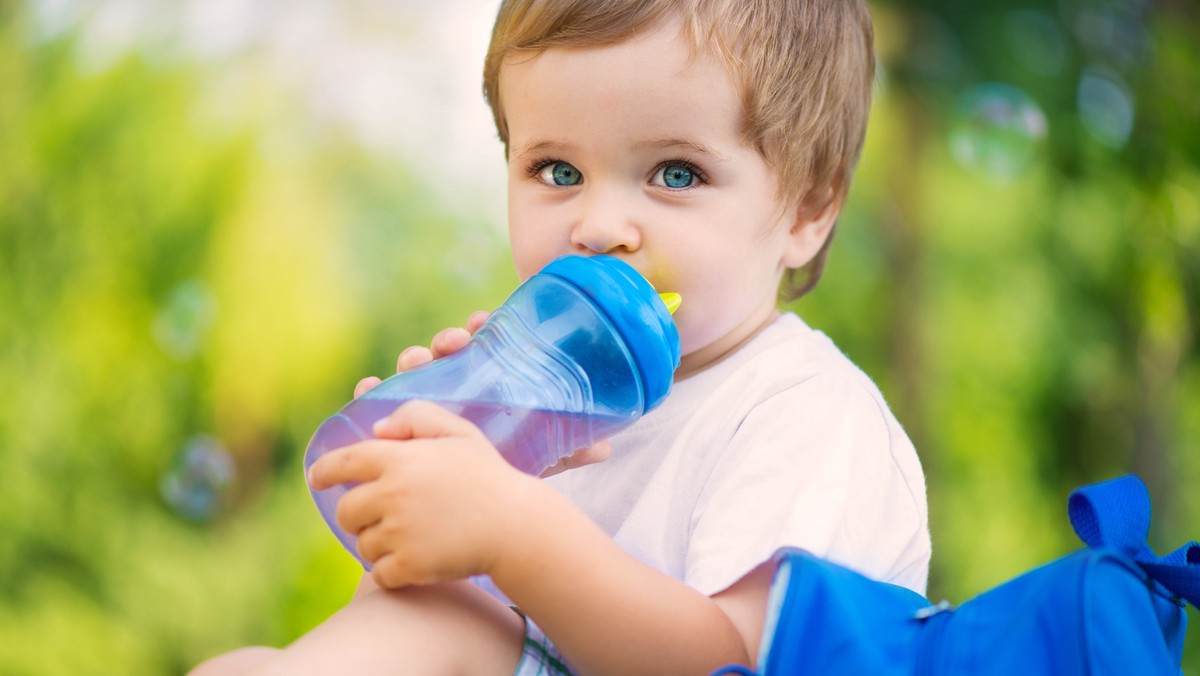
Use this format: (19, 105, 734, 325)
(0, 0, 1196, 673)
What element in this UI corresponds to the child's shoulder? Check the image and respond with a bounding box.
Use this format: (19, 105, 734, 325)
(662, 312, 898, 446)
(722, 311, 883, 396)
(684, 312, 910, 449)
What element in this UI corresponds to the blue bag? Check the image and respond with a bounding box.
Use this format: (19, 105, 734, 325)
(714, 475, 1199, 675)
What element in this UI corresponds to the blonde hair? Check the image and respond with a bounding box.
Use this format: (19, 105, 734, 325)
(483, 0, 875, 299)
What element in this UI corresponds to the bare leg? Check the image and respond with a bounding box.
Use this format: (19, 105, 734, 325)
(190, 647, 279, 676)
(229, 580, 525, 675)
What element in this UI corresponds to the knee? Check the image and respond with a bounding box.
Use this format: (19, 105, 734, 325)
(189, 646, 280, 676)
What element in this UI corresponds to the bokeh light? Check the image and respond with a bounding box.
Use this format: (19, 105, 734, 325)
(153, 278, 217, 361)
(904, 11, 968, 91)
(948, 83, 1048, 179)
(1004, 10, 1069, 77)
(1063, 0, 1151, 71)
(1077, 66, 1136, 149)
(160, 435, 235, 522)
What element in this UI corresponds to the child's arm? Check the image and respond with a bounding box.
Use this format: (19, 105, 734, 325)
(309, 402, 767, 675)
(489, 468, 771, 674)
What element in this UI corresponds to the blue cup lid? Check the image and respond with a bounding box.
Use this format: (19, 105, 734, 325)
(538, 255, 681, 413)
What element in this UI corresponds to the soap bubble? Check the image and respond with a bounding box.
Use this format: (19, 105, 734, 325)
(160, 435, 235, 522)
(153, 279, 216, 360)
(948, 83, 1048, 180)
(1064, 3, 1150, 71)
(1077, 67, 1135, 149)
(905, 12, 967, 90)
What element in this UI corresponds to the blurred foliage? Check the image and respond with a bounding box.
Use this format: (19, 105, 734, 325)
(0, 0, 1197, 673)
(798, 0, 1200, 668)
(0, 4, 512, 673)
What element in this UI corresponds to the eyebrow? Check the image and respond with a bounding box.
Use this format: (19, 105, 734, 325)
(512, 139, 569, 160)
(633, 138, 729, 162)
(512, 138, 729, 162)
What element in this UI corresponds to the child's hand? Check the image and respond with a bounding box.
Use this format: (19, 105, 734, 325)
(353, 311, 612, 478)
(538, 440, 612, 477)
(307, 400, 532, 588)
(353, 311, 492, 397)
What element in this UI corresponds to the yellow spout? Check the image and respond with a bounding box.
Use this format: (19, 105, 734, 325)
(658, 292, 682, 315)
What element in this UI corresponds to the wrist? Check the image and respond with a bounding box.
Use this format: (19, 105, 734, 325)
(486, 472, 556, 585)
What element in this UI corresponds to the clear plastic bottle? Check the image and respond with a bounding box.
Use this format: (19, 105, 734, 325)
(304, 254, 681, 564)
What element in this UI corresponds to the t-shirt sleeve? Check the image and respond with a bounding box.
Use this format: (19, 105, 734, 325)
(684, 371, 927, 596)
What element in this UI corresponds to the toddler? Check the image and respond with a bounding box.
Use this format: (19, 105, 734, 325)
(194, 0, 929, 673)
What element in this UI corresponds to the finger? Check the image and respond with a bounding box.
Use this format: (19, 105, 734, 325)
(538, 458, 568, 479)
(564, 439, 612, 468)
(372, 400, 480, 441)
(430, 327, 471, 359)
(397, 346, 434, 372)
(355, 523, 383, 564)
(466, 311, 490, 334)
(538, 440, 613, 478)
(308, 442, 389, 490)
(335, 482, 385, 537)
(370, 552, 413, 589)
(355, 522, 411, 574)
(354, 376, 382, 398)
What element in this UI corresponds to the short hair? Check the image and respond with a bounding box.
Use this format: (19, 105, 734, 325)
(483, 0, 875, 299)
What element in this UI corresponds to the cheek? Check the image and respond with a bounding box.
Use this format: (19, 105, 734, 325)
(507, 233, 547, 280)
(670, 277, 733, 346)
(672, 313, 709, 354)
(670, 260, 776, 350)
(507, 196, 553, 278)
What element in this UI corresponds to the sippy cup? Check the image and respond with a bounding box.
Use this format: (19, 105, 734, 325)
(304, 254, 681, 564)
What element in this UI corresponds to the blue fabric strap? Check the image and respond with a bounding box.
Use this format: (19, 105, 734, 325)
(1068, 474, 1200, 607)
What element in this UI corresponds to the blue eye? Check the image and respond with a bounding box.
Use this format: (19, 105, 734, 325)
(538, 161, 583, 186)
(655, 163, 697, 189)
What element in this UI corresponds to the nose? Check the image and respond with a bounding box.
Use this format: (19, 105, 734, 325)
(569, 188, 642, 255)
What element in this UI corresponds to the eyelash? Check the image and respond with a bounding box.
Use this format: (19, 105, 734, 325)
(653, 158, 708, 189)
(523, 158, 710, 188)
(524, 158, 561, 180)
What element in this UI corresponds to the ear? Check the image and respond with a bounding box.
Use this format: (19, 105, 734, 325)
(781, 191, 841, 269)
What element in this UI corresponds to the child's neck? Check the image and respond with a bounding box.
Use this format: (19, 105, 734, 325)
(674, 307, 781, 381)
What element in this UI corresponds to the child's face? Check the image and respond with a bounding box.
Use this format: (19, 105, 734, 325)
(500, 22, 825, 376)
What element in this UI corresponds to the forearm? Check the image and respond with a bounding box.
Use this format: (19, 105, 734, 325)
(490, 477, 749, 676)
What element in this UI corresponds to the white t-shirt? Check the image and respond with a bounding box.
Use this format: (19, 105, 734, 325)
(544, 311, 930, 595)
